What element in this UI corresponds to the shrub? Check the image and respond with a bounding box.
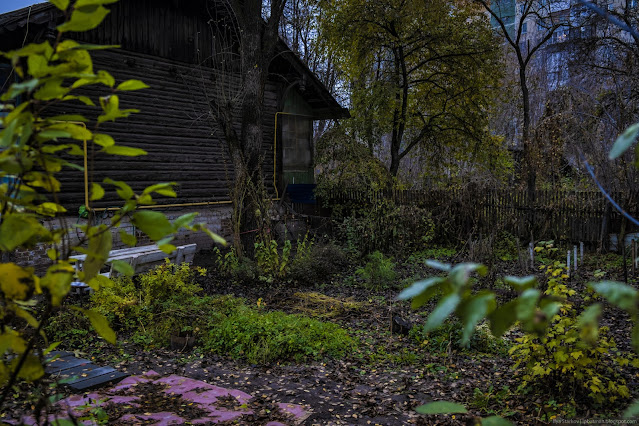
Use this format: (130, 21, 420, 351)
(202, 300, 354, 363)
(493, 231, 519, 261)
(289, 243, 348, 285)
(90, 261, 209, 345)
(355, 251, 397, 290)
(212, 246, 257, 283)
(339, 199, 435, 257)
(509, 249, 633, 404)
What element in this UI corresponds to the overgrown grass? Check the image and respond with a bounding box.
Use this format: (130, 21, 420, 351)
(202, 299, 355, 363)
(89, 263, 354, 363)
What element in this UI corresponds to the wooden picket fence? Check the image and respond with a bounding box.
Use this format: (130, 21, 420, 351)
(324, 188, 639, 244)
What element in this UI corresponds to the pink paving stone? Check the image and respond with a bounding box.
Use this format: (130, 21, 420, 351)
(9, 372, 311, 425)
(120, 412, 185, 425)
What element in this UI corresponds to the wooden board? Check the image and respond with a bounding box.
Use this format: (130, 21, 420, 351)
(45, 351, 128, 391)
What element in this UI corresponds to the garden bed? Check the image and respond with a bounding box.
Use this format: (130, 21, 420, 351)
(4, 245, 638, 425)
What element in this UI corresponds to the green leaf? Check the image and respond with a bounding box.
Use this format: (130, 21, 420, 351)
(111, 259, 134, 276)
(82, 226, 112, 281)
(44, 123, 92, 141)
(624, 399, 639, 418)
(159, 243, 177, 254)
(0, 214, 43, 251)
(515, 288, 541, 322)
(57, 5, 110, 32)
(102, 144, 147, 156)
(116, 79, 149, 91)
(144, 182, 178, 197)
(90, 183, 105, 201)
(173, 212, 198, 229)
(458, 291, 496, 345)
(40, 265, 74, 307)
(425, 260, 451, 272)
(481, 416, 515, 426)
(397, 277, 444, 301)
(132, 210, 174, 241)
(189, 223, 227, 246)
(590, 281, 638, 314)
(449, 262, 487, 288)
(98, 95, 139, 123)
(73, 307, 116, 344)
(610, 122, 639, 160)
(49, 0, 70, 11)
(503, 275, 537, 292)
(415, 401, 468, 414)
(86, 274, 111, 291)
(424, 293, 461, 333)
(119, 229, 137, 246)
(93, 133, 115, 147)
(14, 355, 45, 381)
(104, 178, 134, 200)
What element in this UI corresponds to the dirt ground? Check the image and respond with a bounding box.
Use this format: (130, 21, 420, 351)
(4, 249, 638, 425)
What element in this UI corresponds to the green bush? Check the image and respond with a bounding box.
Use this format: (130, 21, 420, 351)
(289, 243, 349, 285)
(509, 257, 633, 404)
(44, 310, 95, 349)
(339, 199, 435, 257)
(355, 251, 397, 289)
(202, 299, 354, 363)
(213, 246, 257, 283)
(493, 231, 519, 261)
(90, 261, 209, 345)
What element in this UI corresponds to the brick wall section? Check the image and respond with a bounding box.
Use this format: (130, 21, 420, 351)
(8, 205, 233, 273)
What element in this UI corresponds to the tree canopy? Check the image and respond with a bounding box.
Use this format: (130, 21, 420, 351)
(319, 0, 509, 182)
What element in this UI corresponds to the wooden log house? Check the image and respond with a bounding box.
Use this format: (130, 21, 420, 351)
(0, 0, 348, 263)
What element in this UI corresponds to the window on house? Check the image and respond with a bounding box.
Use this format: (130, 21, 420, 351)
(522, 22, 528, 33)
(281, 115, 312, 173)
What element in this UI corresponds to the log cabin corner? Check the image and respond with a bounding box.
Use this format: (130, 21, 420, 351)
(0, 0, 348, 268)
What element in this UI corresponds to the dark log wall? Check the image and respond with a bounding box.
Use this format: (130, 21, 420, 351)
(50, 49, 278, 209)
(43, 0, 280, 209)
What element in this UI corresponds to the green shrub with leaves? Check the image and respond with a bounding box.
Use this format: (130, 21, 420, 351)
(493, 231, 519, 261)
(509, 255, 633, 404)
(202, 297, 355, 363)
(289, 242, 348, 285)
(254, 238, 291, 280)
(0, 0, 222, 411)
(339, 199, 435, 257)
(355, 250, 397, 289)
(91, 261, 209, 345)
(212, 246, 257, 283)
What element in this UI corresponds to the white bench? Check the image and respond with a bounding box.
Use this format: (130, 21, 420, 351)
(71, 243, 197, 281)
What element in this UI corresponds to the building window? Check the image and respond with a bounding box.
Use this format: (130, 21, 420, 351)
(522, 22, 528, 33)
(537, 19, 545, 31)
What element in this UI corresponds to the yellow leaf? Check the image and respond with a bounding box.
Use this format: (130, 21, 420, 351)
(0, 263, 37, 300)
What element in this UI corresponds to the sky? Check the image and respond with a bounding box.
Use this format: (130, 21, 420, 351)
(0, 0, 43, 15)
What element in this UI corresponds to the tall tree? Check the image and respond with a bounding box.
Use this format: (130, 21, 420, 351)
(477, 0, 568, 198)
(321, 0, 504, 179)
(205, 0, 287, 254)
